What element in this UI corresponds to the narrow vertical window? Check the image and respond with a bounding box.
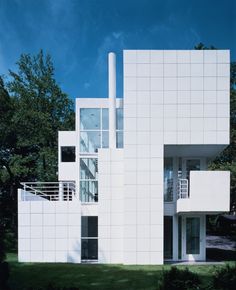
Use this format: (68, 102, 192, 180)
(81, 216, 98, 260)
(164, 158, 173, 202)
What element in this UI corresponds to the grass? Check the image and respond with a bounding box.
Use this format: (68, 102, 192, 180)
(6, 253, 235, 290)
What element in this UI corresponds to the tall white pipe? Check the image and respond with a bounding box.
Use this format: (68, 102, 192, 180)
(108, 52, 116, 149)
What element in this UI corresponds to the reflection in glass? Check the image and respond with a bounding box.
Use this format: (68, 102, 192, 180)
(164, 158, 173, 202)
(164, 216, 173, 259)
(80, 108, 100, 130)
(116, 108, 123, 130)
(102, 131, 109, 148)
(102, 108, 109, 130)
(80, 181, 98, 202)
(80, 159, 98, 179)
(80, 131, 101, 152)
(116, 131, 123, 148)
(81, 239, 98, 260)
(186, 217, 200, 254)
(81, 216, 98, 237)
(186, 159, 200, 180)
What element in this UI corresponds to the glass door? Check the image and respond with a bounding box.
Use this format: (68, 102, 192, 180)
(182, 216, 205, 261)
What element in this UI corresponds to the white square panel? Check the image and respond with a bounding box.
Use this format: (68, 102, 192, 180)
(190, 50, 203, 63)
(43, 226, 56, 238)
(217, 50, 230, 63)
(191, 64, 203, 76)
(217, 104, 229, 117)
(177, 131, 191, 144)
(137, 105, 150, 118)
(164, 91, 177, 104)
(164, 104, 177, 118)
(164, 77, 177, 90)
(191, 91, 204, 103)
(217, 91, 229, 103)
(43, 239, 55, 251)
(18, 203, 30, 214)
(178, 77, 190, 90)
(151, 77, 163, 91)
(217, 131, 229, 144)
(204, 118, 217, 131)
(55, 251, 67, 262)
(18, 226, 30, 239)
(204, 131, 217, 143)
(137, 91, 150, 104)
(31, 214, 42, 226)
(56, 226, 68, 238)
(164, 50, 177, 63)
(137, 77, 150, 91)
(150, 132, 164, 144)
(150, 50, 163, 63)
(191, 77, 203, 90)
(31, 226, 43, 239)
(150, 158, 163, 171)
(178, 63, 190, 77)
(125, 118, 136, 131)
(18, 251, 30, 262)
(151, 104, 164, 118)
(217, 63, 230, 77)
(31, 202, 43, 213)
(124, 50, 136, 63)
(124, 77, 136, 91)
(164, 132, 177, 144)
(56, 213, 67, 226)
(125, 104, 136, 118)
(150, 64, 163, 77)
(137, 225, 150, 238)
(191, 104, 203, 117)
(177, 50, 190, 63)
(137, 64, 150, 77)
(204, 91, 216, 103)
(191, 131, 204, 144)
(18, 214, 30, 226)
(124, 64, 136, 77)
(137, 50, 150, 63)
(204, 104, 217, 117)
(150, 225, 163, 238)
(217, 118, 229, 131)
(217, 77, 229, 90)
(137, 131, 150, 145)
(31, 239, 43, 251)
(150, 91, 163, 104)
(137, 118, 150, 131)
(137, 239, 150, 251)
(178, 91, 190, 103)
(137, 198, 150, 211)
(164, 118, 176, 131)
(191, 118, 203, 131)
(18, 239, 30, 251)
(125, 212, 136, 225)
(31, 251, 43, 262)
(204, 63, 217, 77)
(204, 77, 217, 90)
(204, 50, 217, 63)
(125, 91, 137, 104)
(177, 118, 190, 131)
(164, 64, 177, 77)
(178, 104, 190, 118)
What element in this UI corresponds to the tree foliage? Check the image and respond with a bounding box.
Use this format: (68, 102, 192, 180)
(0, 50, 75, 248)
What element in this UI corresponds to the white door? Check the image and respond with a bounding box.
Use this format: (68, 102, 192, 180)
(182, 215, 205, 261)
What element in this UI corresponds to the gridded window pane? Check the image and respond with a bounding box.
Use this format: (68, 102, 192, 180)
(80, 181, 98, 202)
(80, 109, 100, 130)
(61, 146, 75, 162)
(186, 217, 200, 254)
(102, 131, 109, 148)
(80, 159, 98, 179)
(81, 239, 98, 260)
(80, 131, 101, 152)
(81, 217, 98, 237)
(116, 131, 123, 148)
(116, 108, 123, 130)
(164, 158, 173, 202)
(102, 108, 109, 130)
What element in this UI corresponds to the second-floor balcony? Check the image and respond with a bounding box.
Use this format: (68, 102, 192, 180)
(177, 171, 230, 213)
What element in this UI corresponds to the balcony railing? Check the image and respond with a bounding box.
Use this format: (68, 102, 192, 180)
(20, 182, 76, 201)
(178, 178, 188, 199)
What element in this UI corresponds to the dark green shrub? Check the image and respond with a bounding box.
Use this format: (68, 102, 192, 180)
(158, 266, 202, 290)
(212, 264, 236, 290)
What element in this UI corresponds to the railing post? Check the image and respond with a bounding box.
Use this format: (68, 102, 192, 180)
(59, 182, 63, 201)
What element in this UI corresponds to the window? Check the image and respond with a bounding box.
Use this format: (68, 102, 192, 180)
(116, 108, 123, 148)
(81, 216, 98, 260)
(80, 108, 109, 152)
(164, 158, 173, 202)
(80, 158, 98, 202)
(61, 146, 75, 162)
(186, 217, 200, 254)
(164, 216, 173, 259)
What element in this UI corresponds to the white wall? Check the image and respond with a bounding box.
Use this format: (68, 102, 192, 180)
(18, 189, 81, 263)
(177, 171, 230, 213)
(98, 148, 124, 263)
(58, 131, 77, 181)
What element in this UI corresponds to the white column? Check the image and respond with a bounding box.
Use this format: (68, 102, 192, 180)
(108, 52, 116, 149)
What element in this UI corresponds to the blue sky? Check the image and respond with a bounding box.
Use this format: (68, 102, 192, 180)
(0, 0, 235, 99)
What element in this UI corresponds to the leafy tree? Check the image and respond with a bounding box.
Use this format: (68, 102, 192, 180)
(0, 50, 75, 249)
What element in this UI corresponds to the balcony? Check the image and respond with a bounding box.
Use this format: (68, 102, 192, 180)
(177, 171, 230, 213)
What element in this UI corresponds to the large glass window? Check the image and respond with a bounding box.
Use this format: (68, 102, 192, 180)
(164, 158, 173, 202)
(80, 158, 98, 202)
(80, 108, 109, 152)
(61, 146, 75, 162)
(116, 108, 123, 148)
(164, 216, 173, 259)
(81, 216, 98, 260)
(186, 217, 200, 254)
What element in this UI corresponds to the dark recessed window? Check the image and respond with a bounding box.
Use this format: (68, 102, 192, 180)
(61, 146, 75, 162)
(81, 216, 98, 260)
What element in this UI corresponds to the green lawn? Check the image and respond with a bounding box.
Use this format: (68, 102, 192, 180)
(6, 253, 233, 290)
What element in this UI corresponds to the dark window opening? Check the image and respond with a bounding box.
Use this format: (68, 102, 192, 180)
(81, 216, 98, 260)
(164, 216, 173, 259)
(61, 146, 75, 162)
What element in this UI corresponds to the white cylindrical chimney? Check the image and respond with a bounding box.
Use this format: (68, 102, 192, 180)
(108, 52, 116, 149)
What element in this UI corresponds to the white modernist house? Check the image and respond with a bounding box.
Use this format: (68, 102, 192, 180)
(18, 50, 231, 264)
